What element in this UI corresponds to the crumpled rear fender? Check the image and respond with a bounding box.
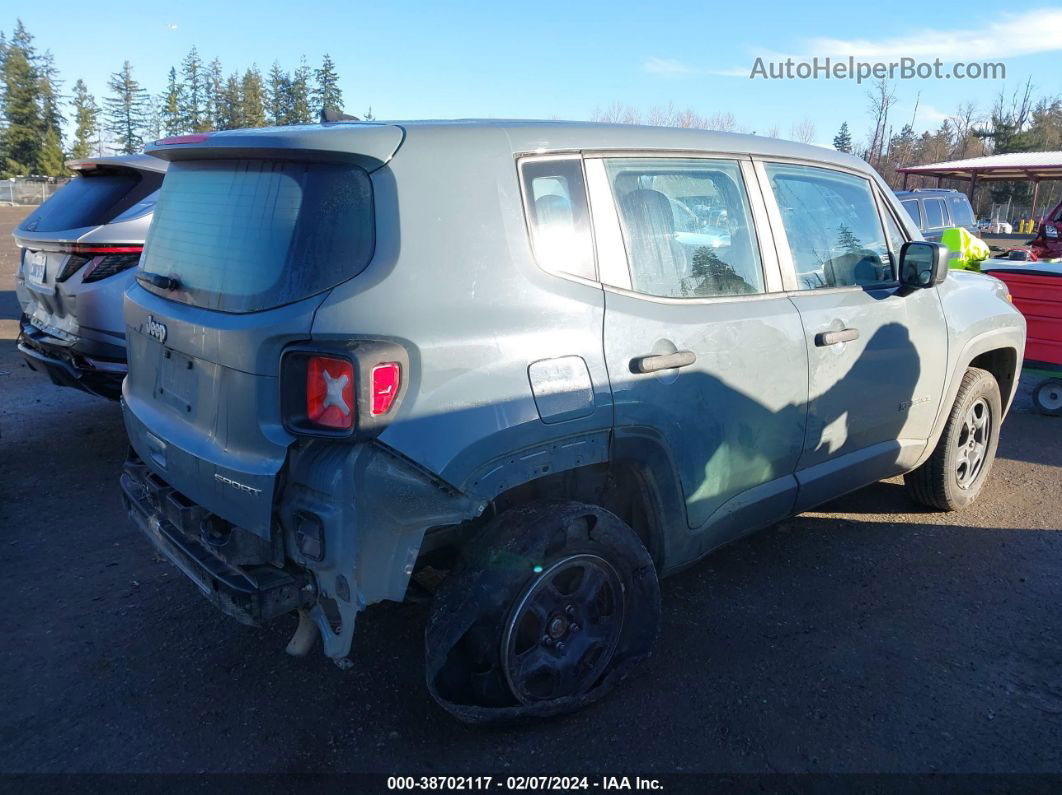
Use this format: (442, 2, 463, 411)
(278, 440, 483, 663)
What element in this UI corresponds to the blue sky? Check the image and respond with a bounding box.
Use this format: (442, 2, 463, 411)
(13, 1, 1062, 148)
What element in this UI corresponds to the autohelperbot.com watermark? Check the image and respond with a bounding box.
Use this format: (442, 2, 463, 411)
(750, 56, 1005, 83)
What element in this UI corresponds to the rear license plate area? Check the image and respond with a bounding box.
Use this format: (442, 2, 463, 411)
(159, 348, 196, 414)
(26, 251, 48, 287)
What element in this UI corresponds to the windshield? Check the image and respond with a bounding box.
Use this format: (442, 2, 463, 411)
(139, 158, 374, 313)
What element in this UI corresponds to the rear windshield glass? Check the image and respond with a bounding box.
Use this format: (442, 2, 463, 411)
(18, 169, 162, 233)
(139, 159, 374, 313)
(948, 196, 975, 226)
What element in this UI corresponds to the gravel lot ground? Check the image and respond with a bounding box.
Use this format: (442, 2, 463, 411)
(0, 205, 1060, 775)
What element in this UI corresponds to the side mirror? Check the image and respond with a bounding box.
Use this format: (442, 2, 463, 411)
(899, 241, 949, 288)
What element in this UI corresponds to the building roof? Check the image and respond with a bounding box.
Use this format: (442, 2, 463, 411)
(896, 151, 1062, 181)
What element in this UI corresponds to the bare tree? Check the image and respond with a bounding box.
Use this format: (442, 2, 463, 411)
(790, 118, 816, 144)
(865, 78, 897, 168)
(703, 111, 737, 132)
(595, 103, 738, 131)
(949, 102, 984, 159)
(591, 102, 641, 124)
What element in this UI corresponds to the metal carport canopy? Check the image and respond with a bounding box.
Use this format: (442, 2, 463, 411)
(897, 151, 1062, 216)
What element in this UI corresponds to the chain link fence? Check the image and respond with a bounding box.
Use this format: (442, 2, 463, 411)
(0, 178, 70, 206)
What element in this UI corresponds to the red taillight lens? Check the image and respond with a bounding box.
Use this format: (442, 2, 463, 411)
(371, 362, 401, 415)
(306, 356, 354, 430)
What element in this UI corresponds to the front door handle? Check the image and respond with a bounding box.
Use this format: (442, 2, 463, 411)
(630, 350, 697, 374)
(815, 328, 859, 347)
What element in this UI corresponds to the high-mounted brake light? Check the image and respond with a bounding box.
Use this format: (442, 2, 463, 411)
(306, 355, 354, 430)
(156, 133, 212, 145)
(371, 363, 401, 416)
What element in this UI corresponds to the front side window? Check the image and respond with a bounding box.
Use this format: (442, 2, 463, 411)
(923, 198, 946, 228)
(766, 163, 895, 291)
(605, 158, 764, 298)
(520, 158, 595, 281)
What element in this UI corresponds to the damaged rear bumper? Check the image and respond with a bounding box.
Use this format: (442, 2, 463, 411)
(18, 317, 126, 400)
(119, 442, 484, 665)
(120, 456, 310, 626)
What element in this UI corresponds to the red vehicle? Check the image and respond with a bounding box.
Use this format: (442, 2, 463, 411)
(982, 259, 1062, 414)
(1031, 198, 1062, 260)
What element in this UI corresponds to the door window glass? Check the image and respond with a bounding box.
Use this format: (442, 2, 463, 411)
(520, 158, 596, 281)
(901, 199, 922, 228)
(604, 158, 764, 298)
(766, 163, 896, 290)
(923, 198, 946, 228)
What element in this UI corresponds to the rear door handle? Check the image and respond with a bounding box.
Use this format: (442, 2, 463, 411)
(815, 328, 859, 347)
(630, 350, 697, 374)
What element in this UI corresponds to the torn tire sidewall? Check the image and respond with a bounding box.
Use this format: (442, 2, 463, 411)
(425, 501, 661, 724)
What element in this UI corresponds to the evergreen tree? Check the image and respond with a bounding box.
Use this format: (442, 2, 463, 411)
(145, 95, 163, 142)
(216, 73, 242, 129)
(836, 224, 863, 253)
(36, 50, 65, 174)
(833, 121, 852, 153)
(313, 53, 342, 113)
(206, 57, 224, 130)
(180, 46, 208, 131)
(37, 51, 63, 128)
(160, 67, 183, 136)
(241, 66, 267, 128)
(288, 57, 313, 124)
(38, 125, 64, 175)
(267, 61, 289, 126)
(105, 61, 150, 155)
(1, 21, 42, 175)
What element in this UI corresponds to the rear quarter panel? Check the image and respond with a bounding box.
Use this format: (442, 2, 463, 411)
(309, 126, 613, 497)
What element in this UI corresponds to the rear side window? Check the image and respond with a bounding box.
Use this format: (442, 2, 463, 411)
(766, 163, 895, 290)
(520, 158, 596, 281)
(901, 199, 922, 228)
(605, 157, 764, 298)
(948, 195, 975, 226)
(18, 168, 162, 233)
(140, 159, 374, 313)
(923, 198, 946, 228)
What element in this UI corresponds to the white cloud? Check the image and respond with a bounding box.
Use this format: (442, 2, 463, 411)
(708, 66, 752, 77)
(914, 103, 950, 126)
(643, 57, 697, 77)
(713, 9, 1062, 79)
(807, 9, 1062, 60)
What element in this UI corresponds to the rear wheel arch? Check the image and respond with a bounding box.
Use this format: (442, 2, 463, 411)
(462, 432, 685, 572)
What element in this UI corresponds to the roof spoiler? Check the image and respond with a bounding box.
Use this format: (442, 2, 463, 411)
(145, 123, 405, 172)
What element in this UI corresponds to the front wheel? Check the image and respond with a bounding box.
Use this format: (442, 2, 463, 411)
(904, 367, 1002, 511)
(425, 502, 660, 723)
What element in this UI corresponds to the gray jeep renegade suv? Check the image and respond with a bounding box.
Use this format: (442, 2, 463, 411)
(119, 120, 1025, 722)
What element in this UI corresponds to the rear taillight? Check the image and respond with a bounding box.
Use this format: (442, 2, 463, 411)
(82, 253, 141, 283)
(371, 363, 401, 415)
(281, 344, 408, 440)
(306, 355, 355, 430)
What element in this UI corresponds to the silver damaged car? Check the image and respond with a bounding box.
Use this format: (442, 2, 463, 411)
(14, 154, 167, 398)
